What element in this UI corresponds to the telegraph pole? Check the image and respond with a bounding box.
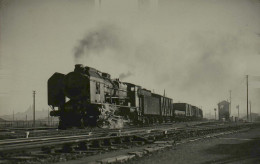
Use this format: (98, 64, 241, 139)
(33, 91, 36, 128)
(237, 105, 239, 119)
(249, 101, 252, 122)
(26, 114, 27, 127)
(246, 75, 249, 121)
(214, 108, 216, 120)
(229, 90, 231, 118)
(12, 110, 14, 127)
(163, 89, 166, 116)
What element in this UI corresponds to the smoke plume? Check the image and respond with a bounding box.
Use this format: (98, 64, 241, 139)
(74, 23, 124, 60)
(119, 71, 133, 80)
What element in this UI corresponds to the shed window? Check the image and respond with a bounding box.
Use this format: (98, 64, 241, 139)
(96, 82, 100, 94)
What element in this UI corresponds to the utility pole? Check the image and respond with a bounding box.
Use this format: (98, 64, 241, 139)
(246, 75, 249, 121)
(26, 114, 27, 127)
(250, 101, 252, 122)
(163, 89, 166, 116)
(237, 105, 239, 119)
(229, 90, 231, 118)
(13, 110, 14, 127)
(33, 91, 36, 128)
(214, 108, 216, 120)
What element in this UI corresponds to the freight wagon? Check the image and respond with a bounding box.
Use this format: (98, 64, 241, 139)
(173, 103, 203, 121)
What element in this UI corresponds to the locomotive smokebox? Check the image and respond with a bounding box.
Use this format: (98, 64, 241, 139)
(64, 72, 89, 100)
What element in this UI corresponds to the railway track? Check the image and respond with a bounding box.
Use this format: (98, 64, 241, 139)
(0, 121, 205, 140)
(0, 124, 176, 153)
(0, 122, 255, 164)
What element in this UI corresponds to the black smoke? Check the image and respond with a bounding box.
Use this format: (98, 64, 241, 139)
(74, 23, 124, 60)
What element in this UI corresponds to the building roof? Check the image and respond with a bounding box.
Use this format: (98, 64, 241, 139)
(218, 100, 230, 105)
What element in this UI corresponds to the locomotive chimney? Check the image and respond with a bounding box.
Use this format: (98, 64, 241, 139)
(74, 64, 85, 73)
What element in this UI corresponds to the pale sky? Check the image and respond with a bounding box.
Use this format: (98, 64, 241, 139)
(0, 0, 260, 117)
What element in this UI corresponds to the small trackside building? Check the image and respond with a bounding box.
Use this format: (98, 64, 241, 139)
(218, 100, 230, 121)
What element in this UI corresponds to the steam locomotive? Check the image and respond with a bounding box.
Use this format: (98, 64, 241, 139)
(48, 64, 203, 129)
